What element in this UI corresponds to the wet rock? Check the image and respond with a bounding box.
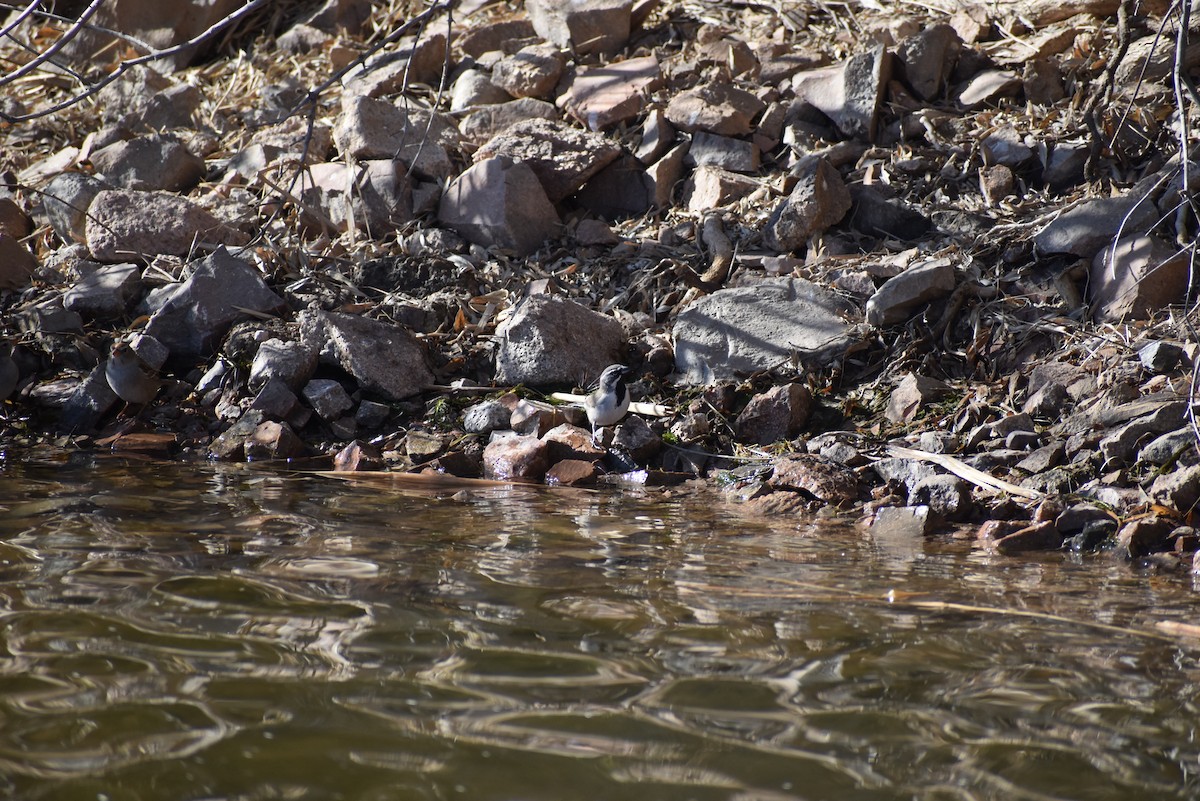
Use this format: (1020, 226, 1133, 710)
(250, 378, 300, 420)
(1150, 464, 1200, 514)
(463, 399, 513, 434)
(683, 165, 758, 213)
(450, 69, 511, 112)
(459, 98, 560, 144)
(612, 414, 660, 461)
(85, 189, 248, 263)
(792, 44, 892, 140)
(1056, 503, 1116, 535)
(885, 373, 951, 423)
(546, 459, 600, 486)
(742, 490, 811, 516)
(1034, 191, 1159, 260)
(735, 383, 813, 445)
(768, 454, 860, 504)
(865, 505, 934, 547)
(848, 186, 933, 241)
(957, 69, 1021, 108)
(483, 433, 550, 480)
(144, 248, 287, 361)
(1138, 341, 1187, 373)
(543, 423, 605, 462)
(987, 520, 1065, 555)
(299, 159, 413, 235)
(0, 234, 37, 290)
(208, 410, 266, 460)
(334, 440, 385, 472)
(674, 277, 859, 385)
(1118, 515, 1175, 558)
(560, 55, 662, 130)
(405, 430, 447, 462)
(333, 96, 459, 180)
(246, 421, 307, 461)
(898, 24, 961, 101)
(494, 294, 625, 386)
(666, 82, 766, 137)
(300, 309, 433, 401)
(763, 159, 851, 251)
(89, 134, 204, 192)
(249, 339, 318, 392)
(40, 173, 109, 244)
(1089, 236, 1189, 323)
(476, 118, 622, 203)
(865, 257, 956, 326)
(526, 0, 632, 56)
(303, 379, 354, 421)
(437, 156, 560, 255)
(62, 263, 141, 320)
(910, 474, 973, 521)
(489, 44, 561, 100)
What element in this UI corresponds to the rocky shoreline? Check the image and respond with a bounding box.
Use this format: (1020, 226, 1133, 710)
(1, 0, 1199, 569)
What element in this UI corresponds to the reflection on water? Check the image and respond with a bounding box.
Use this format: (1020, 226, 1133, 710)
(1, 450, 1198, 800)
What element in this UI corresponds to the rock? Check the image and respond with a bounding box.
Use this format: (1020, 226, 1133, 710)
(85, 189, 248, 263)
(494, 294, 625, 386)
(847, 186, 932, 241)
(62, 263, 141, 319)
(1099, 401, 1188, 466)
(63, 0, 244, 72)
(885, 373, 952, 423)
(355, 400, 391, 430)
(457, 19, 538, 58)
(142, 248, 285, 361)
(574, 154, 653, 218)
(685, 132, 759, 173)
(898, 24, 961, 101)
(645, 142, 689, 208)
(559, 55, 662, 130)
(735, 383, 813, 445)
(491, 43, 564, 99)
(865, 257, 956, 326)
(1015, 442, 1065, 474)
(1150, 465, 1200, 514)
(1042, 141, 1088, 192)
(575, 218, 619, 245)
(865, 506, 934, 553)
(1022, 382, 1070, 418)
(1089, 236, 1189, 323)
(208, 410, 266, 460)
(871, 456, 939, 495)
(1139, 427, 1194, 465)
(0, 234, 37, 290)
(682, 165, 759, 213)
(475, 118, 622, 202)
(526, 0, 632, 56)
(40, 173, 109, 244)
(96, 67, 202, 129)
(299, 160, 413, 235)
(768, 454, 859, 504)
(1117, 515, 1175, 558)
(957, 69, 1021, 108)
(612, 414, 660, 461)
(459, 98, 560, 144)
(249, 339, 318, 392)
(511, 399, 583, 436)
(463, 399, 513, 434)
(343, 32, 449, 96)
(450, 69, 511, 112)
(333, 96, 459, 180)
(58, 364, 119, 433)
(674, 277, 859, 384)
(15, 297, 84, 335)
(1034, 191, 1158, 260)
(88, 134, 204, 192)
(406, 430, 447, 462)
(763, 159, 850, 251)
(635, 107, 675, 163)
(987, 520, 1065, 554)
(990, 412, 1037, 438)
(334, 440, 385, 472)
(979, 165, 1014, 205)
(546, 458, 600, 486)
(246, 421, 308, 461)
(910, 475, 973, 521)
(303, 378, 354, 420)
(300, 309, 433, 401)
(543, 423, 605, 462)
(981, 127, 1034, 168)
(791, 44, 892, 140)
(250, 378, 300, 420)
(483, 434, 550, 480)
(437, 156, 560, 255)
(665, 82, 766, 137)
(1138, 341, 1188, 373)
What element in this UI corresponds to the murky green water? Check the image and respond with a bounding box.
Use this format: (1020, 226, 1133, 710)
(0, 450, 1198, 800)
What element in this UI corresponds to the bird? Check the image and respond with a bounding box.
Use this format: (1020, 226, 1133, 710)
(584, 364, 632, 444)
(105, 340, 161, 413)
(0, 344, 18, 402)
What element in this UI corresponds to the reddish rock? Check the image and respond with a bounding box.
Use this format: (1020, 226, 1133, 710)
(768, 454, 859, 503)
(1090, 236, 1189, 323)
(511, 399, 584, 437)
(792, 44, 892, 140)
(736, 383, 813, 445)
(344, 33, 449, 96)
(333, 96, 459, 180)
(491, 43, 564, 99)
(764, 158, 850, 251)
(975, 519, 1027, 547)
(646, 143, 689, 209)
(988, 520, 1065, 555)
(0, 233, 36, 290)
(475, 118, 622, 202)
(546, 458, 600, 486)
(665, 82, 766, 137)
(559, 55, 663, 130)
(246, 421, 308, 460)
(543, 423, 605, 462)
(0, 198, 31, 239)
(979, 164, 1015, 206)
(437, 156, 560, 255)
(885, 373, 952, 423)
(683, 165, 758, 213)
(85, 190, 247, 262)
(526, 0, 632, 56)
(1117, 516, 1175, 558)
(334, 440, 385, 471)
(483, 434, 551, 480)
(457, 19, 538, 58)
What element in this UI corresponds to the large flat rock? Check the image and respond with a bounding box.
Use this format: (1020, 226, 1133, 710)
(673, 277, 860, 385)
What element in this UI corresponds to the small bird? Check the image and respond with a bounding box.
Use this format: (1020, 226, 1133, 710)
(105, 340, 161, 412)
(584, 364, 632, 444)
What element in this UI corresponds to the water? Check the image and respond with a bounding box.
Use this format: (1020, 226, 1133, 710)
(0, 450, 1198, 800)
